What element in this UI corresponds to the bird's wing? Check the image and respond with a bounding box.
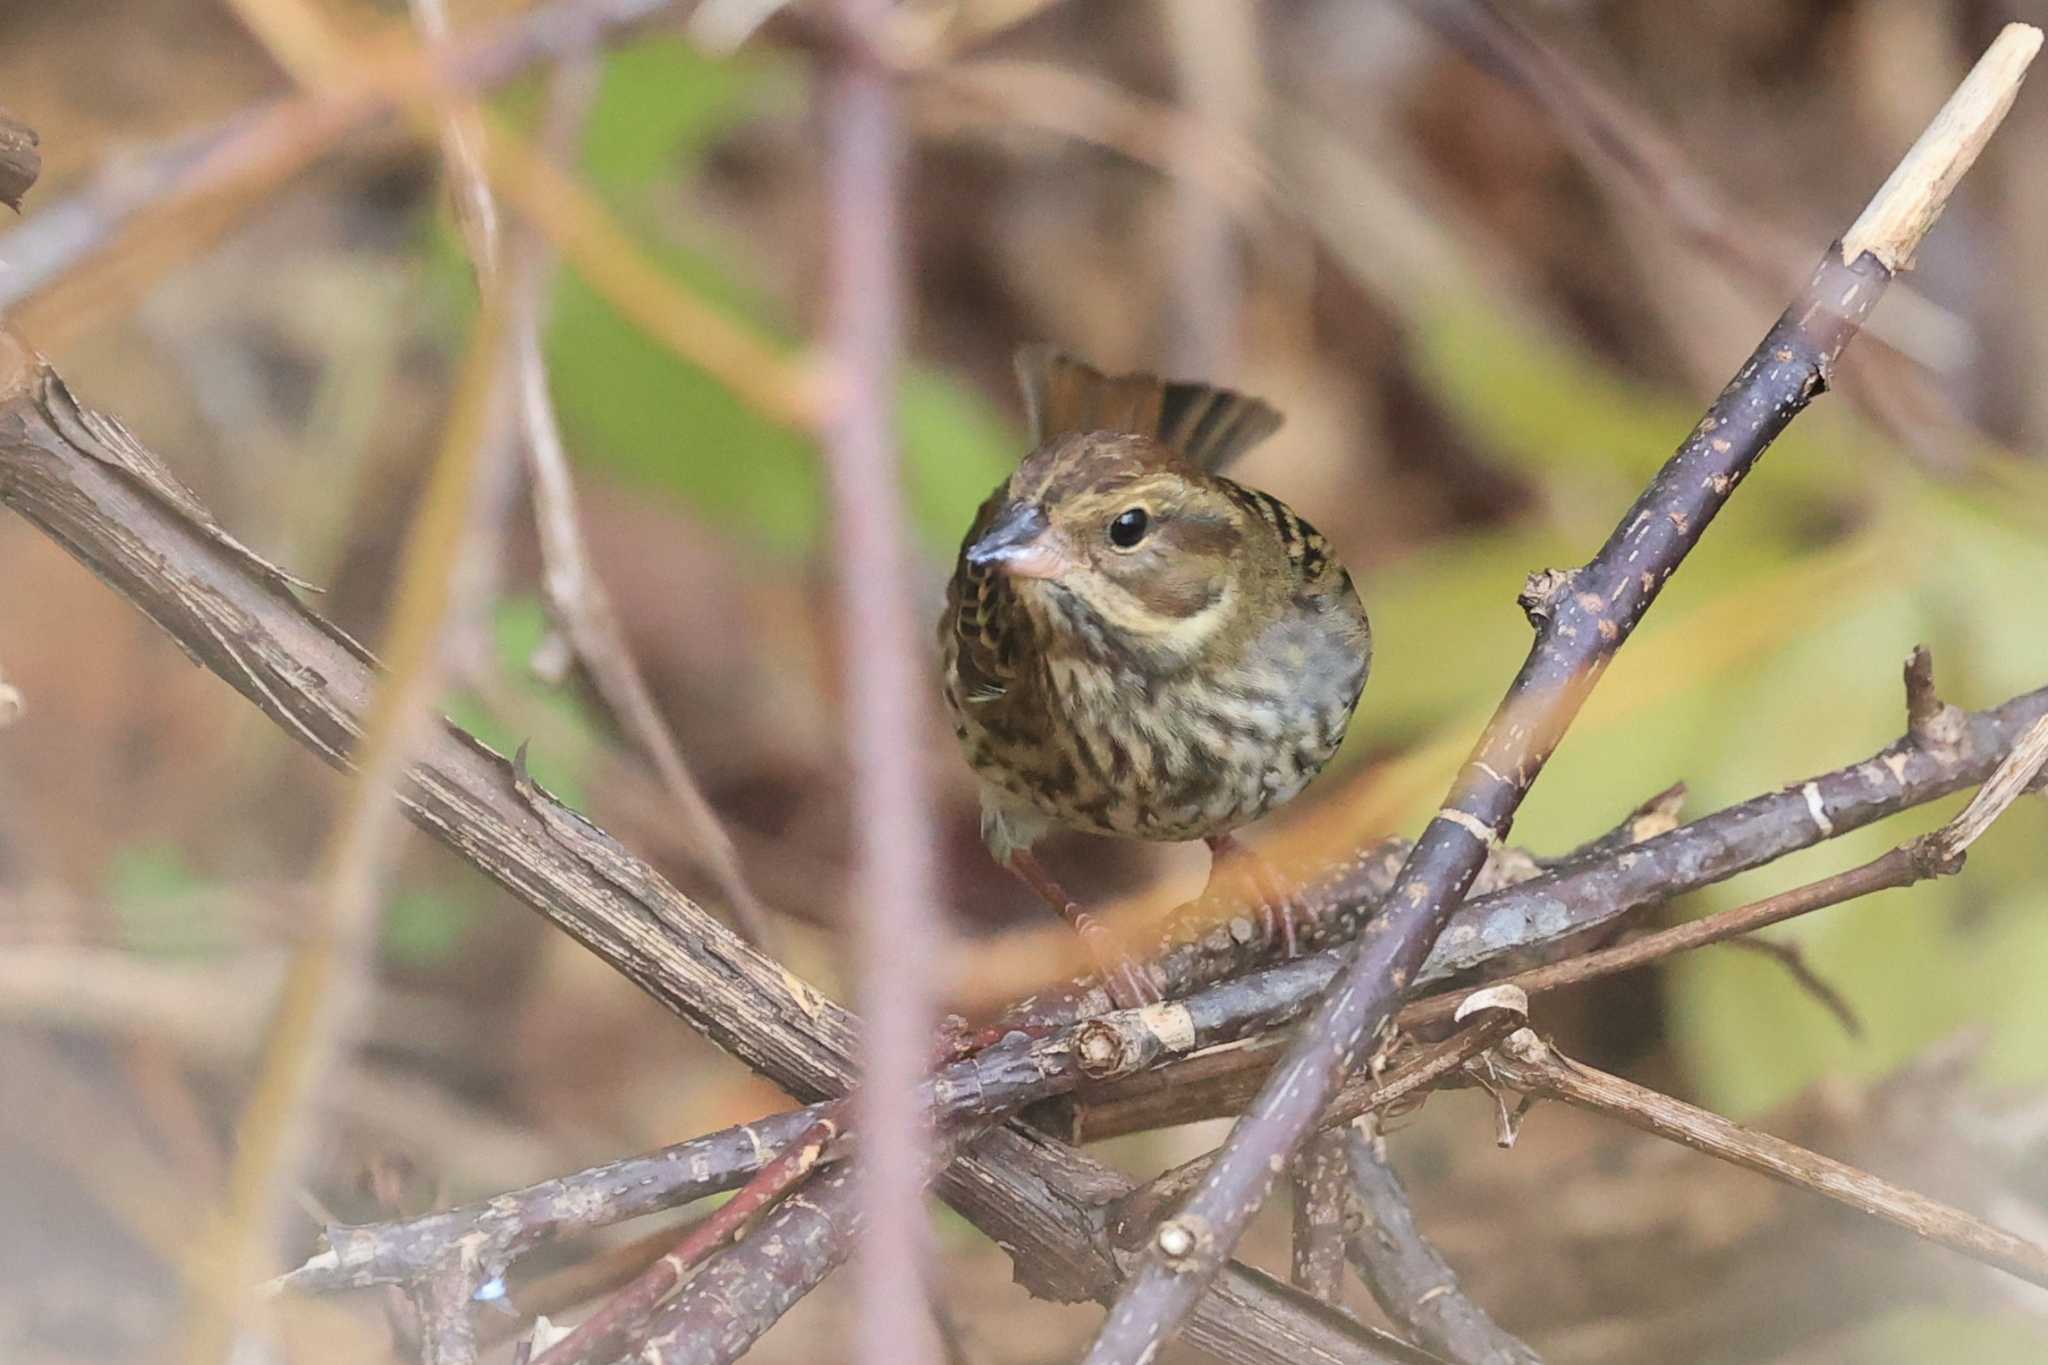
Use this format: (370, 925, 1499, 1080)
(945, 498, 1022, 701)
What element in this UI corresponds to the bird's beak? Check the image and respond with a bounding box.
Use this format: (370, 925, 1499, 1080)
(966, 502, 1069, 580)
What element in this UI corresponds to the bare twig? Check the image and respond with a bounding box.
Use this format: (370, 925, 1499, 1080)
(1723, 937, 1864, 1038)
(403, 0, 773, 946)
(1399, 0, 1969, 372)
(1342, 1124, 1541, 1365)
(817, 2, 946, 1362)
(1106, 994, 1529, 1244)
(508, 139, 776, 947)
(1903, 643, 1968, 758)
(1289, 1130, 1352, 1305)
(1159, 0, 1257, 376)
(1400, 709, 2048, 1034)
(1083, 29, 2042, 1362)
(275, 1104, 830, 1295)
(411, 1255, 485, 1365)
(177, 225, 520, 1360)
(1482, 1029, 2048, 1293)
(635, 1159, 864, 1365)
(530, 1107, 845, 1365)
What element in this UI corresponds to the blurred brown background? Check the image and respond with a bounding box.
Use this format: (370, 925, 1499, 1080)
(3, 1, 2048, 1361)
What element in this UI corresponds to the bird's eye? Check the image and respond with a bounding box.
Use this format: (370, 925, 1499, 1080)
(1109, 507, 1150, 548)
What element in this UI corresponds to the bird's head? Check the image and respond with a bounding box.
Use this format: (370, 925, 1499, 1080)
(963, 432, 1257, 661)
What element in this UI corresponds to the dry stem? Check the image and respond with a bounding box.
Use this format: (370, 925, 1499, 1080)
(1483, 1029, 2048, 1292)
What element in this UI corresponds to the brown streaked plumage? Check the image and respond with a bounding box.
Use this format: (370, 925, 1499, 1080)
(940, 349, 1372, 1003)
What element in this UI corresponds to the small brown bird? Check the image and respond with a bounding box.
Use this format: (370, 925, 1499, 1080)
(941, 348, 1372, 1006)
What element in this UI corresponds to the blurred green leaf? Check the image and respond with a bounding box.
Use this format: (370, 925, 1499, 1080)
(1408, 295, 1886, 542)
(578, 39, 793, 196)
(528, 38, 1013, 556)
(901, 367, 1015, 555)
(106, 842, 225, 958)
(1830, 1306, 2048, 1364)
(382, 886, 480, 969)
(1654, 488, 2048, 1114)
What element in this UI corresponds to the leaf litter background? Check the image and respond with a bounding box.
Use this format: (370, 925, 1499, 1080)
(2, 0, 2047, 1361)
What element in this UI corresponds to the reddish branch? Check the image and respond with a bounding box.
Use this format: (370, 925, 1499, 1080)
(530, 1108, 845, 1365)
(1084, 29, 2041, 1362)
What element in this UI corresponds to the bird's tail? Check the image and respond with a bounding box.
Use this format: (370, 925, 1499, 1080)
(1012, 344, 1283, 471)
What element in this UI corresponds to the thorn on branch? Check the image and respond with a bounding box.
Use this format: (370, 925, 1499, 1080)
(1516, 567, 1575, 626)
(1903, 645, 1968, 758)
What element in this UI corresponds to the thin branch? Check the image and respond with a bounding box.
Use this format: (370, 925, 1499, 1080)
(1723, 937, 1863, 1038)
(634, 1159, 864, 1365)
(411, 1254, 486, 1365)
(1289, 1130, 1352, 1305)
(177, 192, 521, 1360)
(402, 0, 774, 946)
(1342, 1124, 1540, 1365)
(1399, 708, 2048, 1034)
(819, 1, 944, 1362)
(530, 1107, 845, 1365)
(1083, 28, 2042, 1362)
(1106, 996, 1528, 1244)
(1159, 0, 1257, 376)
(274, 1105, 832, 1295)
(1399, 0, 1969, 372)
(1904, 643, 1968, 758)
(1482, 1029, 2048, 1293)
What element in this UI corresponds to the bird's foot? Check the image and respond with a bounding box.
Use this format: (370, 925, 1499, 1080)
(1205, 833, 1303, 959)
(1005, 850, 1163, 1010)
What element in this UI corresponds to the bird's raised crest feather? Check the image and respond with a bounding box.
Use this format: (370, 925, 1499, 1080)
(1013, 344, 1283, 471)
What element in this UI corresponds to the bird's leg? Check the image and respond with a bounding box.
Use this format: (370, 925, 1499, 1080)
(1005, 850, 1162, 1010)
(1204, 833, 1302, 959)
